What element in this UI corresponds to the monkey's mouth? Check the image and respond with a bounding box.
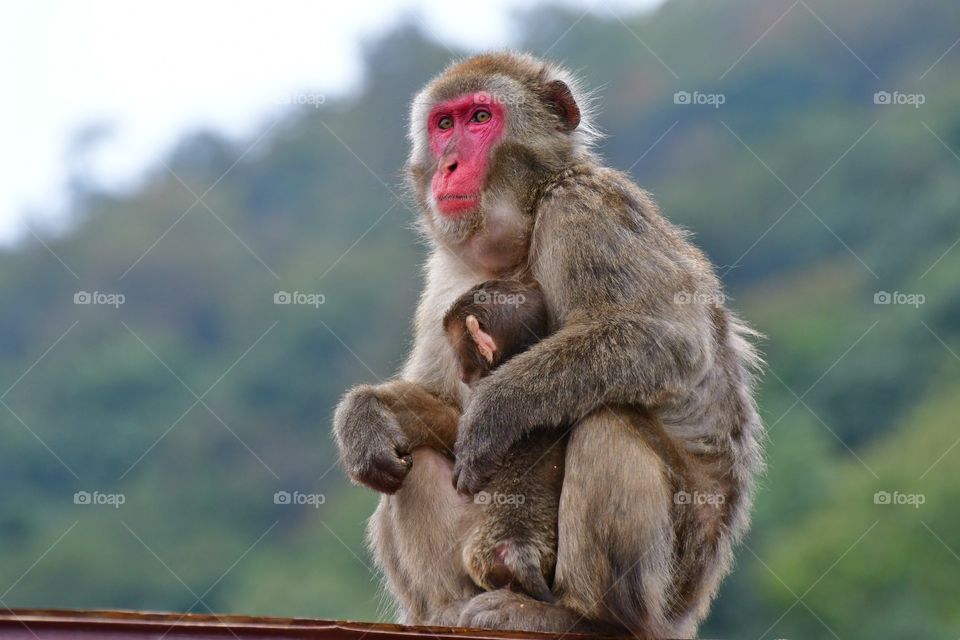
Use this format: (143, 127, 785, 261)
(436, 193, 480, 216)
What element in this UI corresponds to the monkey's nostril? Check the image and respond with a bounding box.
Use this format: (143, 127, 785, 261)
(447, 161, 458, 173)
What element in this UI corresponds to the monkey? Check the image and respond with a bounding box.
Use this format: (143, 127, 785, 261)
(369, 279, 564, 603)
(333, 52, 763, 638)
(443, 279, 550, 383)
(442, 279, 565, 604)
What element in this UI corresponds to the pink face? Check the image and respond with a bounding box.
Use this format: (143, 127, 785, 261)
(428, 92, 506, 217)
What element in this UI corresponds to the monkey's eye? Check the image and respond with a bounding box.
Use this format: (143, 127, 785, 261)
(471, 109, 492, 123)
(437, 116, 454, 130)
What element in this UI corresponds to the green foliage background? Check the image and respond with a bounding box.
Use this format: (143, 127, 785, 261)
(3, 1, 959, 637)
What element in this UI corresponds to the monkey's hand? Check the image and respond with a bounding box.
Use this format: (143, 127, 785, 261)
(333, 385, 413, 494)
(452, 383, 513, 495)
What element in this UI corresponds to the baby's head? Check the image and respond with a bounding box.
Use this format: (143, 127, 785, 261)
(442, 280, 550, 385)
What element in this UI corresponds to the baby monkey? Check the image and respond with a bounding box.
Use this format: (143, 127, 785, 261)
(368, 280, 565, 602)
(444, 280, 550, 383)
(443, 280, 566, 604)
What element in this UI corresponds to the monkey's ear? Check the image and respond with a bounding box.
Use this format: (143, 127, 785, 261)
(544, 80, 581, 132)
(465, 315, 496, 363)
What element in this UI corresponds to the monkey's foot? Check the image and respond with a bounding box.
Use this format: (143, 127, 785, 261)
(457, 590, 592, 633)
(463, 540, 555, 604)
(427, 598, 476, 627)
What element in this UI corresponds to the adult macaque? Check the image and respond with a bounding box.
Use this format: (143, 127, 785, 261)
(333, 53, 763, 638)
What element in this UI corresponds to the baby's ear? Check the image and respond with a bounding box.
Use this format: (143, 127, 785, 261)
(465, 315, 496, 363)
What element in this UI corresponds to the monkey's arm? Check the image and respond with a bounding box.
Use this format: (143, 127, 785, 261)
(334, 380, 460, 493)
(453, 186, 715, 494)
(377, 381, 460, 454)
(334, 266, 465, 493)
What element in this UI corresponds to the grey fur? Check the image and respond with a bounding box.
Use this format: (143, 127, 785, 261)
(333, 52, 763, 638)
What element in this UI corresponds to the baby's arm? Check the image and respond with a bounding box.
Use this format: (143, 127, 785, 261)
(375, 381, 460, 458)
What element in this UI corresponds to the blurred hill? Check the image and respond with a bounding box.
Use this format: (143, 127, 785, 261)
(2, 0, 959, 637)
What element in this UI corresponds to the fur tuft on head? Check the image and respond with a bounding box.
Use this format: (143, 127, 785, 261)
(408, 51, 602, 164)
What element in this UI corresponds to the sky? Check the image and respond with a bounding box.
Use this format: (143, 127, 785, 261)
(0, 0, 661, 246)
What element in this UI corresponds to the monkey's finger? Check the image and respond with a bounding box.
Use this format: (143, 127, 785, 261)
(360, 468, 405, 494)
(453, 460, 490, 496)
(451, 464, 463, 493)
(359, 452, 412, 494)
(394, 442, 414, 466)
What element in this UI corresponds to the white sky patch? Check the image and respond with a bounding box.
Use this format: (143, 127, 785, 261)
(0, 0, 660, 245)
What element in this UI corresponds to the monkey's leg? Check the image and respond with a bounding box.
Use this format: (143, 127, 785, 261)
(556, 407, 690, 637)
(461, 432, 566, 604)
(368, 446, 482, 626)
(459, 408, 690, 638)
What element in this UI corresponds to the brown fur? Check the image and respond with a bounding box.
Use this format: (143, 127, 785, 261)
(334, 52, 763, 637)
(443, 280, 550, 380)
(444, 280, 563, 603)
(375, 280, 564, 603)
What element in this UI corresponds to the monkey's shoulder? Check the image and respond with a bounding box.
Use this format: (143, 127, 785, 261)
(538, 164, 658, 236)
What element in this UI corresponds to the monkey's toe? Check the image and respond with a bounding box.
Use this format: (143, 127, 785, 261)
(458, 590, 564, 632)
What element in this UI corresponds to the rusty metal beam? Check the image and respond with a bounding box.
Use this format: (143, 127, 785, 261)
(0, 609, 618, 639)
